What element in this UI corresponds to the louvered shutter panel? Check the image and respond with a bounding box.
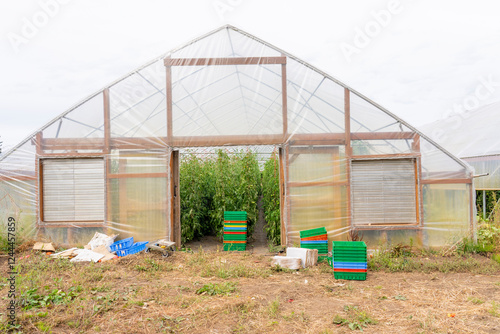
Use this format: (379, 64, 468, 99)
(43, 159, 104, 222)
(351, 159, 417, 225)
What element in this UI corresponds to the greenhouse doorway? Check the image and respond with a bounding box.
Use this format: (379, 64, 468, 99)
(171, 146, 284, 251)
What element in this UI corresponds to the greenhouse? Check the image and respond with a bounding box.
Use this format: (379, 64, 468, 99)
(0, 25, 475, 248)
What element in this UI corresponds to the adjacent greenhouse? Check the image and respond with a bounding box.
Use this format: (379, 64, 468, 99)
(0, 25, 475, 248)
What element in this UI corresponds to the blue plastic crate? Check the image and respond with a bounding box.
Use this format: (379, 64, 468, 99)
(300, 240, 328, 244)
(333, 262, 367, 269)
(116, 241, 148, 257)
(109, 237, 133, 252)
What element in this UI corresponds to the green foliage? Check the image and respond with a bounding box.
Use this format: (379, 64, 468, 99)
(180, 155, 216, 244)
(211, 150, 261, 236)
(457, 216, 500, 255)
(476, 190, 500, 219)
(262, 151, 281, 245)
(179, 149, 261, 244)
(19, 286, 79, 310)
(195, 282, 237, 296)
(333, 305, 377, 331)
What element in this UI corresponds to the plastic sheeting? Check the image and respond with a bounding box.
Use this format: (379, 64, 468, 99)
(0, 25, 474, 248)
(421, 101, 500, 189)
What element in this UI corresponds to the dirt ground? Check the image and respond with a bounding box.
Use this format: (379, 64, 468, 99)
(2, 247, 500, 334)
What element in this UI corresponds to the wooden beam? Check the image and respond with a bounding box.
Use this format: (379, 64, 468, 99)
(111, 137, 167, 149)
(108, 172, 168, 179)
(281, 54, 288, 139)
(421, 178, 472, 185)
(351, 132, 415, 140)
(36, 132, 43, 225)
(38, 153, 105, 158)
(351, 153, 420, 160)
(0, 175, 36, 182)
(166, 58, 173, 144)
(164, 56, 287, 67)
(171, 134, 284, 147)
(42, 138, 104, 150)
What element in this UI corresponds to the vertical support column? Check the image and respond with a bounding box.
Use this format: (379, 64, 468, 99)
(36, 132, 43, 226)
(103, 88, 111, 234)
(344, 88, 352, 228)
(284, 144, 291, 246)
(471, 185, 477, 242)
(281, 54, 288, 140)
(278, 147, 286, 246)
(166, 56, 173, 145)
(412, 134, 424, 246)
(170, 150, 181, 247)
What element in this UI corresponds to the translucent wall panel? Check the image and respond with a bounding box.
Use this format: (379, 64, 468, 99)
(350, 93, 406, 133)
(422, 183, 470, 247)
(287, 146, 348, 246)
(172, 64, 282, 136)
(110, 60, 167, 138)
(287, 59, 345, 134)
(351, 139, 414, 155)
(109, 177, 168, 242)
(0, 141, 37, 240)
(465, 157, 500, 190)
(420, 138, 470, 179)
(109, 150, 167, 174)
(42, 93, 105, 139)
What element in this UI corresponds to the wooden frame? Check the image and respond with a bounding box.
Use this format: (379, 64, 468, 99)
(345, 88, 352, 228)
(37, 156, 106, 227)
(170, 150, 181, 247)
(278, 147, 286, 246)
(164, 56, 287, 67)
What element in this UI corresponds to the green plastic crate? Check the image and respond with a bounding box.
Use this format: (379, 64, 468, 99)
(299, 227, 327, 238)
(334, 272, 366, 281)
(332, 241, 366, 249)
(224, 211, 247, 220)
(223, 243, 246, 251)
(223, 235, 247, 241)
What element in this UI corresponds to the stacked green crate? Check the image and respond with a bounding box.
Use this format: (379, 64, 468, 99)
(223, 211, 247, 251)
(299, 227, 328, 261)
(331, 241, 367, 280)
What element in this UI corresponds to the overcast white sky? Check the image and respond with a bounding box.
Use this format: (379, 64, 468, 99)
(1, 0, 500, 152)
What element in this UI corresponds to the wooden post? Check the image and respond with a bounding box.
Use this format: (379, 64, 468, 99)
(36, 132, 43, 225)
(412, 134, 424, 246)
(344, 88, 352, 228)
(170, 150, 181, 247)
(284, 144, 291, 246)
(278, 147, 286, 246)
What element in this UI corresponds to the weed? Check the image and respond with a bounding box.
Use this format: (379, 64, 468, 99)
(36, 321, 51, 332)
(195, 282, 237, 296)
(468, 297, 484, 304)
(19, 286, 79, 310)
(267, 297, 280, 317)
(333, 305, 377, 331)
(489, 302, 500, 317)
(394, 295, 407, 301)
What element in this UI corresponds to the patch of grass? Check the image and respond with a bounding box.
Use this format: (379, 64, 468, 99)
(36, 321, 51, 333)
(489, 302, 500, 317)
(468, 297, 484, 304)
(267, 297, 280, 317)
(333, 305, 377, 331)
(19, 286, 79, 310)
(195, 282, 237, 296)
(369, 251, 500, 274)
